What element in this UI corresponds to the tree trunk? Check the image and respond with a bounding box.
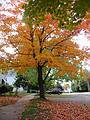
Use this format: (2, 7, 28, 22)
(15, 87, 18, 96)
(37, 64, 45, 99)
(87, 81, 90, 92)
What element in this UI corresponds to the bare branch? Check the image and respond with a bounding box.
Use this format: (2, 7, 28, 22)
(43, 68, 51, 81)
(42, 30, 54, 43)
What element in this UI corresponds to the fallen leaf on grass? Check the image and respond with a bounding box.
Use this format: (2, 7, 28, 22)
(34, 100, 90, 120)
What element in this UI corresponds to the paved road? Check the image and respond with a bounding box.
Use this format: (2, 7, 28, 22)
(0, 95, 34, 120)
(47, 92, 90, 104)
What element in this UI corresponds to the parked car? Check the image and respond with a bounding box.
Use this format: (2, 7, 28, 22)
(47, 88, 63, 95)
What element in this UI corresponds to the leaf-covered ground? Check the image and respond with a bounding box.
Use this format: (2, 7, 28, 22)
(0, 96, 20, 106)
(22, 99, 90, 120)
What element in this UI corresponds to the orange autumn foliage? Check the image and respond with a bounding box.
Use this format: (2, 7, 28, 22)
(0, 18, 89, 77)
(0, 1, 90, 77)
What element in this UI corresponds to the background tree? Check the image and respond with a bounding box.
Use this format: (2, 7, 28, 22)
(14, 73, 29, 94)
(14, 68, 56, 93)
(24, 0, 90, 29)
(83, 70, 90, 92)
(26, 68, 38, 91)
(71, 74, 88, 92)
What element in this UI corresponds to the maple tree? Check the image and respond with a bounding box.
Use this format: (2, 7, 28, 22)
(0, 0, 90, 98)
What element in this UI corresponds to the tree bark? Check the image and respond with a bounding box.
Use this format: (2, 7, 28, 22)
(87, 81, 90, 92)
(37, 64, 45, 99)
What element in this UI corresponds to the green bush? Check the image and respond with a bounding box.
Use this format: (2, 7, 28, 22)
(79, 81, 88, 92)
(0, 84, 13, 94)
(71, 80, 88, 92)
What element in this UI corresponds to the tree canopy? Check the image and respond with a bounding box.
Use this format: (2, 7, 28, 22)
(24, 0, 90, 29)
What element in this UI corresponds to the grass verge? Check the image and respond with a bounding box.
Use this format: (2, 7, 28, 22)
(22, 99, 39, 120)
(22, 98, 90, 120)
(21, 98, 52, 120)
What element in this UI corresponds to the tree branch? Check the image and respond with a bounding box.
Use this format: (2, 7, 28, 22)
(42, 30, 54, 43)
(43, 68, 51, 81)
(50, 37, 69, 52)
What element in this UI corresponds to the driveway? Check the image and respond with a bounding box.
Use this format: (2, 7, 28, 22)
(47, 92, 90, 104)
(0, 94, 34, 120)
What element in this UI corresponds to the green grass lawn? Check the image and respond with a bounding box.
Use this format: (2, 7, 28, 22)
(0, 91, 31, 97)
(21, 99, 40, 120)
(18, 91, 31, 96)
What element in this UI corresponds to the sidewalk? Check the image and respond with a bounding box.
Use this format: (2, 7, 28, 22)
(0, 94, 34, 120)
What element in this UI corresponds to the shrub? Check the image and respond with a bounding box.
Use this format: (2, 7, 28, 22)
(0, 84, 13, 94)
(71, 80, 88, 92)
